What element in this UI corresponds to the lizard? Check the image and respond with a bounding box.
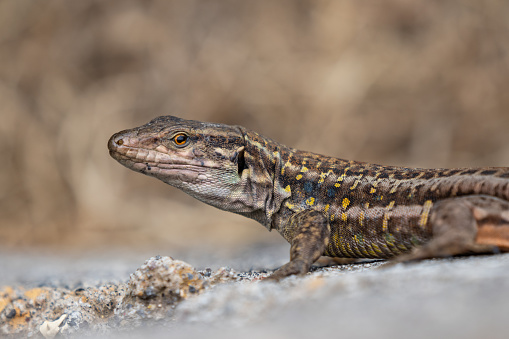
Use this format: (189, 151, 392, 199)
(108, 115, 509, 280)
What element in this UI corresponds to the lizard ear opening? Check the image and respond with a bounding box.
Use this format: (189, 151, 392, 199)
(234, 146, 247, 177)
(232, 126, 248, 177)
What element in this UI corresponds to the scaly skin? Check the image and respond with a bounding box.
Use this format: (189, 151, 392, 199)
(108, 116, 509, 280)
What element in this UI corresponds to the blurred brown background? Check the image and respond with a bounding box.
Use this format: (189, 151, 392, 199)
(2, 0, 509, 254)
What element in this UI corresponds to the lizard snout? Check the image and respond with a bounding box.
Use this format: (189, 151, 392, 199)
(108, 133, 124, 150)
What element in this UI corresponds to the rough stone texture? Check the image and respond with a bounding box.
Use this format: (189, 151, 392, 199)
(0, 256, 218, 337)
(114, 256, 206, 328)
(0, 284, 124, 337)
(2, 251, 509, 338)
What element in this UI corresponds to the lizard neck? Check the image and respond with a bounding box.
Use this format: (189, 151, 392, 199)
(234, 128, 291, 229)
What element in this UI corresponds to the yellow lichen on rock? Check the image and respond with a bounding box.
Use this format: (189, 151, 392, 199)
(24, 287, 47, 302)
(0, 286, 14, 313)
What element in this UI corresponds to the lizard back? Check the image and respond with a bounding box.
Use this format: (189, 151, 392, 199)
(239, 129, 509, 259)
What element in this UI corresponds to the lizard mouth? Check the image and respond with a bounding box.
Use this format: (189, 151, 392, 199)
(108, 132, 178, 164)
(109, 145, 209, 182)
(108, 133, 220, 181)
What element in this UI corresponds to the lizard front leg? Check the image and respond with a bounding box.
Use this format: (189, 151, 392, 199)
(391, 195, 509, 264)
(268, 210, 330, 281)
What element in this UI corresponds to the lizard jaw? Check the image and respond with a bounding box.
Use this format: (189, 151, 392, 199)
(108, 132, 233, 185)
(108, 133, 208, 182)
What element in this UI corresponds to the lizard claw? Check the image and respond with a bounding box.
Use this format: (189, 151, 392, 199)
(264, 260, 309, 281)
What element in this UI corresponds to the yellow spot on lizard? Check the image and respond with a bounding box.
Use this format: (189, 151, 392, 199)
(306, 197, 315, 206)
(341, 212, 348, 222)
(337, 174, 346, 182)
(345, 242, 353, 255)
(354, 234, 361, 244)
(420, 200, 433, 228)
(367, 247, 377, 257)
(324, 204, 330, 213)
(385, 233, 396, 246)
(370, 187, 376, 194)
(301, 167, 309, 173)
(284, 185, 291, 193)
(382, 213, 390, 232)
(342, 198, 350, 209)
(296, 174, 303, 180)
(386, 200, 395, 210)
(358, 211, 365, 226)
(372, 243, 383, 254)
(334, 183, 341, 188)
(337, 235, 346, 254)
(350, 179, 361, 190)
(372, 180, 379, 188)
(397, 243, 408, 252)
(281, 160, 291, 175)
(318, 172, 327, 184)
(335, 168, 348, 185)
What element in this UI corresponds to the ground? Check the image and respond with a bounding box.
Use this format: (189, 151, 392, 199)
(1, 245, 509, 339)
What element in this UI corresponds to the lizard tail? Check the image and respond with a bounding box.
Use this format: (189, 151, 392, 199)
(475, 220, 509, 252)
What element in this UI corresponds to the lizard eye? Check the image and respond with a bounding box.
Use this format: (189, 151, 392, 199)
(173, 133, 188, 147)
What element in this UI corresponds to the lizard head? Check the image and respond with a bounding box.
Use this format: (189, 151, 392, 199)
(108, 115, 249, 210)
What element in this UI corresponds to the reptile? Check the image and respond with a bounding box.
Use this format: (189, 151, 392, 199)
(108, 115, 509, 280)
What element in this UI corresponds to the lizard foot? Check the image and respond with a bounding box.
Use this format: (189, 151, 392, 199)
(265, 210, 330, 281)
(265, 260, 309, 282)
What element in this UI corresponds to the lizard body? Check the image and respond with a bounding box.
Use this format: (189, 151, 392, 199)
(108, 116, 509, 279)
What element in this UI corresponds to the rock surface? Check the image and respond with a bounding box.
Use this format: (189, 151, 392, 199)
(1, 249, 509, 339)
